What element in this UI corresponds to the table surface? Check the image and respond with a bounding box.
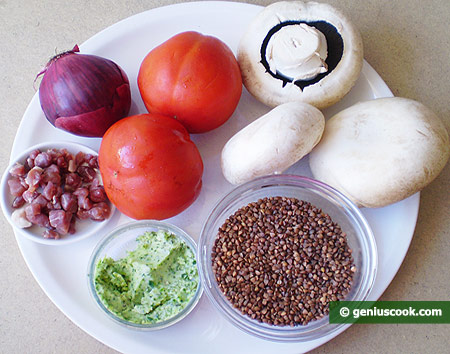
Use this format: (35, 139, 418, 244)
(1, 0, 449, 353)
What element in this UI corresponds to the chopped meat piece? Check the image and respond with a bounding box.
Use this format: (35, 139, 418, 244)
(7, 178, 26, 197)
(9, 162, 26, 177)
(49, 210, 72, 235)
(64, 172, 82, 192)
(24, 166, 43, 191)
(22, 190, 38, 203)
(12, 196, 26, 208)
(43, 229, 60, 239)
(88, 202, 111, 221)
(90, 185, 107, 203)
(73, 187, 93, 210)
(60, 192, 78, 213)
(31, 194, 48, 208)
(42, 181, 57, 201)
(41, 164, 61, 185)
(77, 166, 96, 183)
(34, 151, 52, 168)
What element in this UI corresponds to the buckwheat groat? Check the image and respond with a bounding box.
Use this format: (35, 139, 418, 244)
(211, 196, 355, 326)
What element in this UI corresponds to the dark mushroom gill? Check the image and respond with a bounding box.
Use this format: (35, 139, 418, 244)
(260, 20, 344, 89)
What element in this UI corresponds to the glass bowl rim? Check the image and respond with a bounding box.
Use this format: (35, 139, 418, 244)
(87, 219, 203, 330)
(197, 174, 378, 342)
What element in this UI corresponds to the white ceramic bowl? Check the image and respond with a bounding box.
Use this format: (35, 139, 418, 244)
(1, 141, 115, 245)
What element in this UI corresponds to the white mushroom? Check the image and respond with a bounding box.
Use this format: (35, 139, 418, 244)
(309, 97, 450, 208)
(221, 101, 325, 185)
(238, 1, 363, 109)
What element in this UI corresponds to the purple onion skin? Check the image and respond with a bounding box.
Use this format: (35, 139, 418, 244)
(38, 46, 131, 137)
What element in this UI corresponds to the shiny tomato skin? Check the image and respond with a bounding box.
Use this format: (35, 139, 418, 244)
(138, 31, 242, 133)
(98, 113, 203, 220)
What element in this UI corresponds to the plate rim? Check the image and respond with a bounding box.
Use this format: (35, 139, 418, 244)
(8, 1, 420, 353)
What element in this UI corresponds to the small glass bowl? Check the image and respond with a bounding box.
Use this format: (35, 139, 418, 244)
(87, 219, 202, 330)
(198, 174, 377, 342)
(0, 141, 115, 245)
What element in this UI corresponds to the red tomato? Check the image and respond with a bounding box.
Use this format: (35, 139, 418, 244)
(98, 113, 203, 220)
(137, 31, 242, 133)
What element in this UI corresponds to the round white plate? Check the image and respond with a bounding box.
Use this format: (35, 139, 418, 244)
(9, 2, 419, 353)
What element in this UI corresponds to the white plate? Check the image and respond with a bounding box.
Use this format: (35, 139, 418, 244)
(9, 2, 419, 353)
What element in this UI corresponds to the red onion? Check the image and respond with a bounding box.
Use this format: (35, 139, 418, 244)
(37, 45, 131, 137)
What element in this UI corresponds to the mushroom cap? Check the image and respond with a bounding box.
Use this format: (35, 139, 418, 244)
(309, 97, 450, 208)
(221, 101, 325, 185)
(238, 1, 363, 109)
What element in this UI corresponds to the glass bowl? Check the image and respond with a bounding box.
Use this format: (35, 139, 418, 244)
(198, 174, 377, 342)
(87, 219, 202, 330)
(0, 141, 115, 245)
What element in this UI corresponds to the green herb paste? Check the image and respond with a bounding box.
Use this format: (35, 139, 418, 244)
(94, 230, 199, 324)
